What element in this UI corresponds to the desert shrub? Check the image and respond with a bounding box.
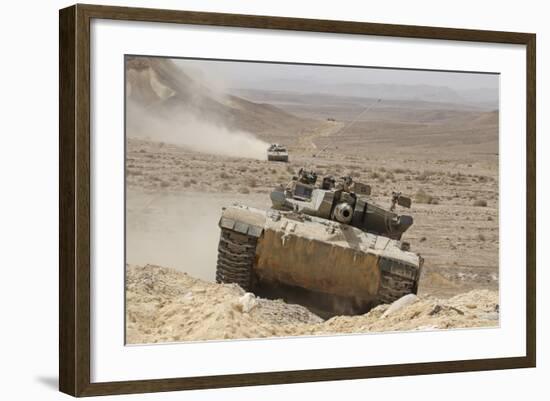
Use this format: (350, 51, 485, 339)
(159, 181, 170, 188)
(183, 180, 191, 188)
(415, 189, 437, 204)
(247, 178, 257, 188)
(416, 170, 434, 181)
(478, 233, 486, 241)
(385, 172, 394, 180)
(220, 171, 231, 179)
(450, 172, 467, 182)
(238, 186, 250, 194)
(393, 167, 407, 174)
(370, 171, 380, 180)
(189, 179, 197, 185)
(473, 199, 488, 207)
(477, 175, 489, 183)
(350, 171, 361, 178)
(286, 165, 294, 174)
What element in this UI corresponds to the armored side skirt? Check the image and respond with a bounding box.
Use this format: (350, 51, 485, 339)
(267, 153, 289, 162)
(256, 229, 381, 301)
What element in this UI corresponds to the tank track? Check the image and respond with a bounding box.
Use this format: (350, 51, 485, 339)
(216, 228, 258, 291)
(378, 272, 417, 304)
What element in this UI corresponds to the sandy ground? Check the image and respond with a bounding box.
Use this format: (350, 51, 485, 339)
(126, 264, 498, 344)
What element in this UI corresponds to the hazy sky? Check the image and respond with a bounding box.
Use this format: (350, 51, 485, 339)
(174, 57, 499, 92)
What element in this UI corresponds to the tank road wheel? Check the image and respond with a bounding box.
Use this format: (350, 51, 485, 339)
(216, 228, 258, 291)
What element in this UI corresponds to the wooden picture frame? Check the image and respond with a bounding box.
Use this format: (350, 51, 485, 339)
(59, 3, 536, 397)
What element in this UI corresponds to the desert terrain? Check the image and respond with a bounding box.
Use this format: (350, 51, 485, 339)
(125, 56, 499, 343)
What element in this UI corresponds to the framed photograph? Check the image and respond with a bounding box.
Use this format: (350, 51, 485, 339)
(59, 4, 536, 397)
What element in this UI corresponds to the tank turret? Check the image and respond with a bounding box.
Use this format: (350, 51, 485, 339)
(270, 168, 413, 240)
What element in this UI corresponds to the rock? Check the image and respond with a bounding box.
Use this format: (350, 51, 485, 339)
(481, 312, 499, 321)
(239, 293, 257, 313)
(416, 325, 439, 331)
(428, 304, 442, 316)
(382, 294, 419, 318)
(449, 306, 465, 315)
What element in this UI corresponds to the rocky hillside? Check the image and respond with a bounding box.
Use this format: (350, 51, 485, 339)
(125, 56, 316, 142)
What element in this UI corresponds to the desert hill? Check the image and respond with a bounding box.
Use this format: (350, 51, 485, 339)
(235, 79, 498, 107)
(125, 57, 498, 157)
(126, 57, 316, 143)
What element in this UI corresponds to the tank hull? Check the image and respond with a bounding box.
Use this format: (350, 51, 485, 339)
(267, 152, 289, 162)
(217, 204, 422, 314)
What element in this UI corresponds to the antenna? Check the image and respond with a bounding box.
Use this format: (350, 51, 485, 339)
(313, 98, 381, 158)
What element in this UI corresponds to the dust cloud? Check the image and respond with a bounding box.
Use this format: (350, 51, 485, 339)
(126, 57, 270, 160)
(126, 191, 269, 281)
(127, 102, 268, 160)
(126, 192, 224, 281)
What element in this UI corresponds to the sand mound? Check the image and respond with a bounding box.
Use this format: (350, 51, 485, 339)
(126, 264, 498, 344)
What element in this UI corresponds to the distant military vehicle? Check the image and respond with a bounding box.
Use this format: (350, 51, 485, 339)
(267, 143, 289, 162)
(216, 168, 423, 316)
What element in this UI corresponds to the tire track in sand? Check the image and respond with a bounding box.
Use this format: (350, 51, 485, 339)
(297, 120, 345, 152)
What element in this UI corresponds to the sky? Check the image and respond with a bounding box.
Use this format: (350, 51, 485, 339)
(174, 57, 499, 92)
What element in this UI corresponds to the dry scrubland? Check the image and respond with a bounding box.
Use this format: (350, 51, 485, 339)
(125, 57, 499, 342)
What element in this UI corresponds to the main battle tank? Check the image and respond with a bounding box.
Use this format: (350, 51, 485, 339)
(216, 168, 423, 315)
(267, 143, 289, 162)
